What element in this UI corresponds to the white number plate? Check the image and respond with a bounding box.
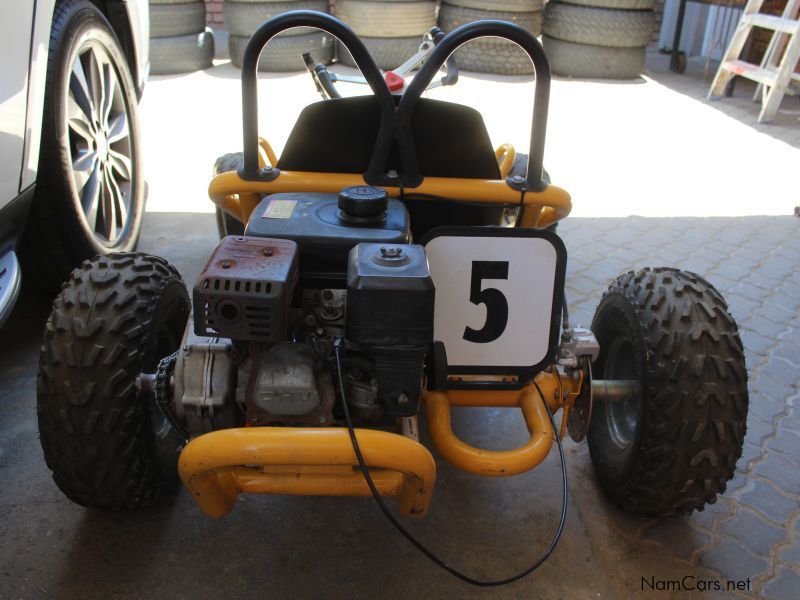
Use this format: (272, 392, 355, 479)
(425, 230, 565, 373)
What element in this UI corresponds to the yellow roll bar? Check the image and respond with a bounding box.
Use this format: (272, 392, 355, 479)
(179, 427, 436, 518)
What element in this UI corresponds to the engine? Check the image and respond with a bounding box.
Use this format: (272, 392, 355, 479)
(172, 186, 435, 432)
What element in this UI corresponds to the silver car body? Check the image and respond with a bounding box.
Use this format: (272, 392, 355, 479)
(0, 0, 148, 325)
(0, 0, 149, 208)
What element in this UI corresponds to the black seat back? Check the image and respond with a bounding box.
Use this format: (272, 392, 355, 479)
(277, 95, 503, 237)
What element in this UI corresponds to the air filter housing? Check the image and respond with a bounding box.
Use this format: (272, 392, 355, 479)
(193, 236, 298, 341)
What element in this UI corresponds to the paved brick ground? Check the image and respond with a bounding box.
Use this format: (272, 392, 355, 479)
(1, 214, 797, 598)
(559, 216, 800, 597)
(3, 43, 799, 598)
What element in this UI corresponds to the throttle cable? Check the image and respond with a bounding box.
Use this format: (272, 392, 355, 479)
(332, 339, 568, 587)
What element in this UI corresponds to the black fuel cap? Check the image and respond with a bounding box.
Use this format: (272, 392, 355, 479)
(338, 186, 387, 219)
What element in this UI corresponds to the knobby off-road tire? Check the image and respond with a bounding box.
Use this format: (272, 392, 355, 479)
(38, 253, 191, 510)
(588, 268, 748, 516)
(543, 35, 645, 79)
(22, 0, 145, 292)
(213, 153, 246, 238)
(543, 3, 655, 48)
(438, 3, 542, 74)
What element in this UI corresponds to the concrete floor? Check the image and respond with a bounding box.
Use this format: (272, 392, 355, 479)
(138, 43, 800, 219)
(2, 47, 799, 599)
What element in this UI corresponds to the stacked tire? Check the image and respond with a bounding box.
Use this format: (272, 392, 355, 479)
(149, 0, 214, 75)
(225, 0, 333, 71)
(542, 0, 655, 79)
(438, 0, 543, 75)
(335, 1, 437, 70)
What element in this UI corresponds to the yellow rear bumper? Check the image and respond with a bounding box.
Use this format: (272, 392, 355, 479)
(179, 427, 436, 518)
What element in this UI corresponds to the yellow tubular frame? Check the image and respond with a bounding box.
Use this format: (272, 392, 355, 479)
(187, 136, 580, 515)
(423, 371, 581, 476)
(496, 143, 516, 178)
(209, 138, 572, 230)
(179, 427, 436, 518)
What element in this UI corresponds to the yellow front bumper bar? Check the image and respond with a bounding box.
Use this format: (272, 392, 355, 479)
(179, 427, 436, 518)
(425, 389, 553, 477)
(178, 371, 582, 518)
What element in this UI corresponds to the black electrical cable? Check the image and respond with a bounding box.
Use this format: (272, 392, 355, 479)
(562, 292, 571, 331)
(332, 339, 568, 587)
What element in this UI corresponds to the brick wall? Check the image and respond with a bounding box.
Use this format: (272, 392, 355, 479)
(206, 0, 224, 29)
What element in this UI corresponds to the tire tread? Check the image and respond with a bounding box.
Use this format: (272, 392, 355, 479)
(589, 267, 748, 516)
(38, 253, 189, 510)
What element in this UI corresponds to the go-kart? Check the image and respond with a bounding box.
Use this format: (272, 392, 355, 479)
(36, 11, 748, 586)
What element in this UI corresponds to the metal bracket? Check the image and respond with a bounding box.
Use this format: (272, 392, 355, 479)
(557, 327, 600, 369)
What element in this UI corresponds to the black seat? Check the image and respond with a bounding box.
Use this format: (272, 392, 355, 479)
(277, 95, 504, 239)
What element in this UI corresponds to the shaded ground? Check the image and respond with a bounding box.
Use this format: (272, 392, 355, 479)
(1, 213, 797, 599)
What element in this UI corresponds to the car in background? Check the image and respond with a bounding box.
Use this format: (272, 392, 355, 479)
(0, 0, 149, 326)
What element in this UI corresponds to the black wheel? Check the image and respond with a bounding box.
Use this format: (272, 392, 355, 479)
(22, 0, 145, 292)
(213, 153, 246, 238)
(37, 253, 190, 510)
(588, 268, 748, 516)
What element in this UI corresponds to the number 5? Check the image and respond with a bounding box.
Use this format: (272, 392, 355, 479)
(463, 261, 509, 343)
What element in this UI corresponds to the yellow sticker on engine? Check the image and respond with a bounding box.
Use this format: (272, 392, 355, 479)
(263, 199, 297, 219)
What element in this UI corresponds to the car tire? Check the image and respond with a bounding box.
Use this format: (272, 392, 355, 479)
(150, 29, 215, 75)
(229, 31, 334, 71)
(588, 268, 748, 516)
(543, 35, 645, 79)
(556, 0, 655, 8)
(445, 0, 544, 11)
(335, 0, 437, 38)
(224, 0, 328, 38)
(38, 253, 190, 510)
(438, 3, 543, 75)
(337, 36, 424, 70)
(21, 0, 145, 292)
(149, 1, 207, 38)
(543, 3, 655, 48)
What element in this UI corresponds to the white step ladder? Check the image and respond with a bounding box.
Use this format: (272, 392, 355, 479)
(708, 0, 800, 123)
